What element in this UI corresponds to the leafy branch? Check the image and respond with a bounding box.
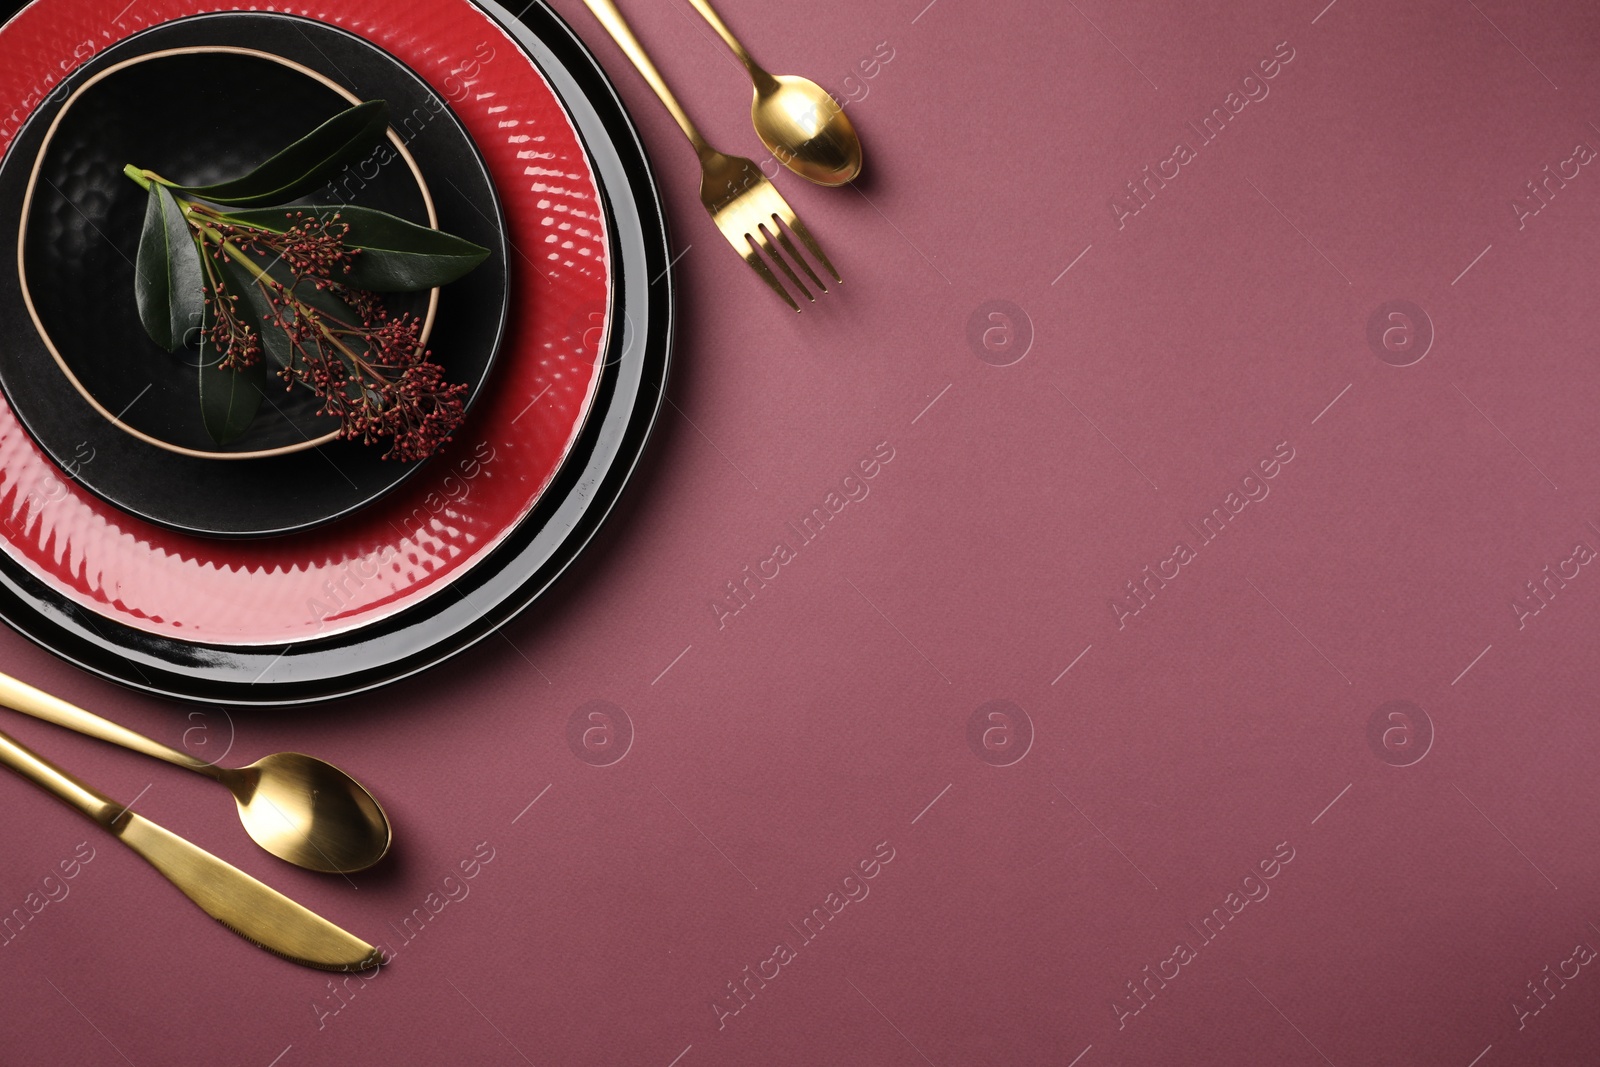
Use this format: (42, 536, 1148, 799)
(126, 100, 490, 458)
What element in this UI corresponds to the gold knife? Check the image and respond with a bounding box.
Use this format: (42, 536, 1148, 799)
(0, 725, 380, 971)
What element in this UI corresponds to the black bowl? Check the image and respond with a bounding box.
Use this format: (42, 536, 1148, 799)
(0, 13, 509, 536)
(24, 49, 437, 456)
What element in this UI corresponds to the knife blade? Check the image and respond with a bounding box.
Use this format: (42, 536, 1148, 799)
(0, 724, 380, 971)
(117, 811, 382, 971)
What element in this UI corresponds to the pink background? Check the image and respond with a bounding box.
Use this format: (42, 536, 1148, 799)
(5, 0, 1600, 1064)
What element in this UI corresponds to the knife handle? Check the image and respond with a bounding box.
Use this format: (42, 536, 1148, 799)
(0, 726, 124, 828)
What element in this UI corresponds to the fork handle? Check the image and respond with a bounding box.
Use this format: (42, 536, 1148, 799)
(580, 0, 714, 155)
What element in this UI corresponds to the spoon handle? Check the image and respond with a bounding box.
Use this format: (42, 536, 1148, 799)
(0, 670, 214, 776)
(580, 0, 715, 155)
(684, 0, 764, 79)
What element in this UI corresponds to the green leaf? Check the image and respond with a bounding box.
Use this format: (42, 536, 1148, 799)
(198, 345, 266, 445)
(197, 265, 266, 445)
(219, 205, 491, 291)
(133, 184, 203, 351)
(170, 100, 389, 208)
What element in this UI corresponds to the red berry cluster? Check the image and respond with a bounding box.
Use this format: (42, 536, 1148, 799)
(263, 278, 467, 462)
(197, 213, 466, 461)
(202, 277, 264, 373)
(217, 211, 356, 282)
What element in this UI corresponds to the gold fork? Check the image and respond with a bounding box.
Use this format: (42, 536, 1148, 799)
(580, 0, 839, 311)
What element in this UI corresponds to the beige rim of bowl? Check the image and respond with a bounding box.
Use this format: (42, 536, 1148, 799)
(16, 45, 442, 460)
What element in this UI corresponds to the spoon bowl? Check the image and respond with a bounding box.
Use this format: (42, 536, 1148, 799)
(683, 0, 864, 187)
(221, 753, 392, 874)
(752, 74, 863, 187)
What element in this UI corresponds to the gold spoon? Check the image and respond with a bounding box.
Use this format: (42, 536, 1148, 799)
(686, 0, 863, 186)
(0, 671, 391, 874)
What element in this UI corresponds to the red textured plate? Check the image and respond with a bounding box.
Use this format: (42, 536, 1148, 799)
(0, 0, 610, 645)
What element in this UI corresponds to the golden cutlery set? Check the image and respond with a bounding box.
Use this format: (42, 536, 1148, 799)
(581, 0, 862, 311)
(0, 4, 859, 974)
(0, 671, 385, 971)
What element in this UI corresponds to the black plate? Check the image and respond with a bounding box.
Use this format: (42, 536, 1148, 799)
(0, 13, 510, 537)
(0, 0, 672, 705)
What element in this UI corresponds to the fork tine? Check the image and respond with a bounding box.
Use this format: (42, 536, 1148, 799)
(755, 223, 814, 304)
(769, 216, 827, 295)
(782, 212, 841, 284)
(737, 235, 800, 313)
